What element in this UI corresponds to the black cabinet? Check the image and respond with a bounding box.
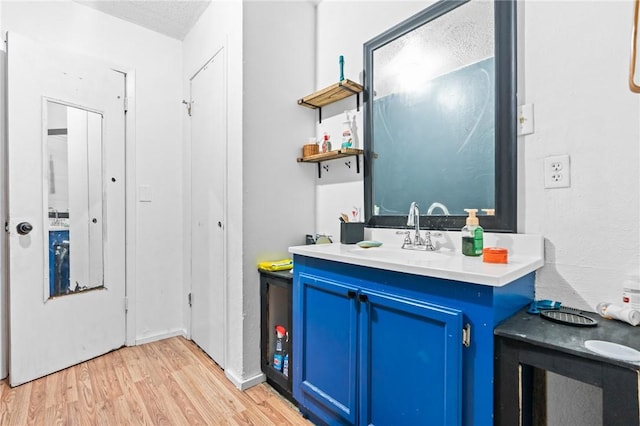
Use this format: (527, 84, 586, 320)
(495, 307, 640, 426)
(259, 269, 294, 403)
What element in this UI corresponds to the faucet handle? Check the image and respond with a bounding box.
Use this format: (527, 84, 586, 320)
(423, 231, 442, 250)
(396, 230, 412, 247)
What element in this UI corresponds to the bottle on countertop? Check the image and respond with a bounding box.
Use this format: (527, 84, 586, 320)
(462, 208, 483, 256)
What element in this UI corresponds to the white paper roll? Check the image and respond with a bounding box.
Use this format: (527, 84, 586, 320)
(598, 303, 640, 326)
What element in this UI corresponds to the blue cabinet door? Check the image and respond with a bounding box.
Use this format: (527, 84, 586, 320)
(359, 290, 463, 426)
(294, 273, 359, 425)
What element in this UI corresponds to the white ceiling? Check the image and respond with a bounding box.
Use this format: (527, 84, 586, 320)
(74, 0, 211, 40)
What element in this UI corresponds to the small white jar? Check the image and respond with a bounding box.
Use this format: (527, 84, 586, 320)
(623, 275, 640, 310)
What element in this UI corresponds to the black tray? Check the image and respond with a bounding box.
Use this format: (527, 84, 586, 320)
(540, 307, 598, 327)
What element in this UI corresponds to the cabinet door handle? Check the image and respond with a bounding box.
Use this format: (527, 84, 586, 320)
(358, 294, 368, 303)
(347, 290, 356, 299)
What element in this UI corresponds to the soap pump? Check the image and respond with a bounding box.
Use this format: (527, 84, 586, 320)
(462, 208, 483, 256)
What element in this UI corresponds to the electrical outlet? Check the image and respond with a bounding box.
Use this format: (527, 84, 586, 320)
(544, 155, 571, 189)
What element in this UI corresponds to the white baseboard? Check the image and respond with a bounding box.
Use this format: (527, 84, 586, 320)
(225, 368, 265, 391)
(134, 328, 187, 346)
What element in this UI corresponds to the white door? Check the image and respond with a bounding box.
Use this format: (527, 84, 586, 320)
(190, 49, 227, 367)
(7, 32, 126, 386)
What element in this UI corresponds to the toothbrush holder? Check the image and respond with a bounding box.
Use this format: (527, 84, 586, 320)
(340, 223, 365, 244)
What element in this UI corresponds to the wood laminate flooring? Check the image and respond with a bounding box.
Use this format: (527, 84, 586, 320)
(0, 336, 311, 425)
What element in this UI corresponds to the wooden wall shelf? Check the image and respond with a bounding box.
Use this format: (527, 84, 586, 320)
(297, 148, 363, 178)
(297, 79, 364, 122)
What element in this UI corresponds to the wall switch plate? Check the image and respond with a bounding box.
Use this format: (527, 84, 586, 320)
(138, 185, 153, 202)
(518, 104, 535, 136)
(544, 154, 571, 188)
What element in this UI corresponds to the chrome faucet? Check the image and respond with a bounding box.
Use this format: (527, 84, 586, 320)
(396, 201, 441, 251)
(407, 202, 422, 245)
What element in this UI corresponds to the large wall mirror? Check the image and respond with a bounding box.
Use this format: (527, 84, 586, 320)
(46, 100, 105, 298)
(364, 0, 517, 232)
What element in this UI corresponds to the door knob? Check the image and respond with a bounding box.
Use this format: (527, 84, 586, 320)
(16, 222, 33, 235)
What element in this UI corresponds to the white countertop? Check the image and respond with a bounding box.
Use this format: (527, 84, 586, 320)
(289, 230, 544, 287)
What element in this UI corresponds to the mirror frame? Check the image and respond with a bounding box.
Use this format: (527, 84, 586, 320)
(363, 0, 517, 232)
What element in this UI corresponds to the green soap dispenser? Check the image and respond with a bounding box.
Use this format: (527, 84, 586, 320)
(462, 209, 483, 256)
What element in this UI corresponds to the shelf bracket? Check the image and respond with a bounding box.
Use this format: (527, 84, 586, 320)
(317, 163, 330, 178)
(356, 154, 360, 174)
(317, 163, 331, 178)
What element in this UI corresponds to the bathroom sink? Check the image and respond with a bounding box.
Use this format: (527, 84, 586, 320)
(347, 245, 450, 262)
(584, 340, 640, 362)
(290, 231, 545, 287)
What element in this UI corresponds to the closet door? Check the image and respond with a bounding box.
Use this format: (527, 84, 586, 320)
(190, 48, 227, 367)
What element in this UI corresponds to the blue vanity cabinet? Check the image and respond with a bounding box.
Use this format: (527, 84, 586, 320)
(359, 289, 463, 426)
(295, 272, 359, 425)
(292, 254, 535, 426)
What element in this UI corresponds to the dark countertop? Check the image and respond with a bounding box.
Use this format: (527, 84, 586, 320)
(495, 307, 640, 369)
(258, 268, 294, 281)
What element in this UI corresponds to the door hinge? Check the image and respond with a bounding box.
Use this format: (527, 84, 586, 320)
(124, 297, 129, 313)
(462, 323, 471, 347)
(188, 292, 192, 307)
(123, 97, 128, 112)
(4, 222, 8, 233)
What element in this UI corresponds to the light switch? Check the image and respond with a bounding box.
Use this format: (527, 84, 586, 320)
(518, 104, 535, 136)
(139, 185, 152, 202)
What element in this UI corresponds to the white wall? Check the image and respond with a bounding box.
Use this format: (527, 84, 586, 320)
(0, 1, 185, 356)
(315, 1, 427, 239)
(523, 0, 640, 310)
(315, 1, 640, 424)
(242, 0, 316, 384)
